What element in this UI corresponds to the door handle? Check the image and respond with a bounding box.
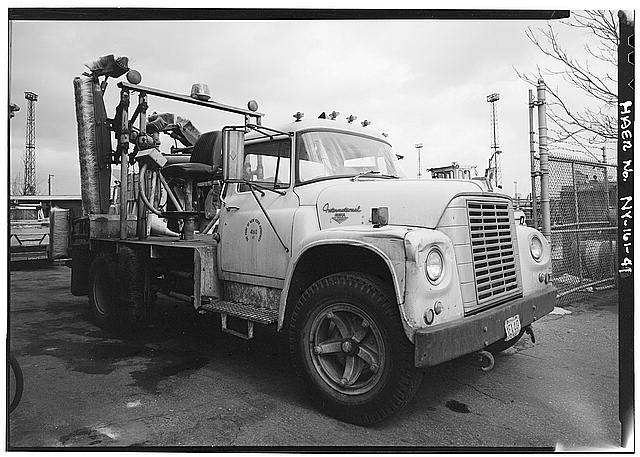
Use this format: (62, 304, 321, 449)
(225, 205, 240, 212)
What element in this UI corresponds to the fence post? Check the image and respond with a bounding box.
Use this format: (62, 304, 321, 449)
(602, 145, 610, 213)
(571, 161, 583, 286)
(536, 79, 551, 240)
(528, 89, 539, 228)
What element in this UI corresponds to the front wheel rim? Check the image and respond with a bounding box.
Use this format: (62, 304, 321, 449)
(308, 303, 386, 396)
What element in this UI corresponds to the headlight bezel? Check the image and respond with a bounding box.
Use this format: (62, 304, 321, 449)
(529, 235, 544, 262)
(425, 246, 445, 284)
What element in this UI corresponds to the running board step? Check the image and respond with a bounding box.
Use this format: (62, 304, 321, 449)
(200, 300, 278, 324)
(200, 300, 278, 340)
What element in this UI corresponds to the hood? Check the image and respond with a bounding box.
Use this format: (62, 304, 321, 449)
(316, 179, 491, 229)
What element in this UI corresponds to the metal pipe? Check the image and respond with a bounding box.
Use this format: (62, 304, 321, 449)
(528, 89, 539, 229)
(202, 210, 220, 234)
(117, 81, 265, 118)
(137, 163, 162, 216)
(602, 145, 610, 214)
(157, 171, 184, 212)
(572, 161, 583, 286)
(136, 93, 149, 239)
(118, 88, 130, 239)
(556, 277, 615, 298)
(536, 79, 551, 240)
(182, 179, 195, 240)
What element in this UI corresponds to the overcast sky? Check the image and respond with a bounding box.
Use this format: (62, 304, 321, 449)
(8, 15, 610, 196)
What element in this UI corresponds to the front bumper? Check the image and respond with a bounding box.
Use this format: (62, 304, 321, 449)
(414, 287, 556, 367)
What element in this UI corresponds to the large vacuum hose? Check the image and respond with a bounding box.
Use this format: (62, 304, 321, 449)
(73, 76, 111, 214)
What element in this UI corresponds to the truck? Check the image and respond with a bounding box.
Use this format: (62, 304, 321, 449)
(10, 202, 49, 262)
(69, 55, 556, 425)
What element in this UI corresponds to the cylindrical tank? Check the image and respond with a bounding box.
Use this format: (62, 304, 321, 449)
(49, 208, 70, 259)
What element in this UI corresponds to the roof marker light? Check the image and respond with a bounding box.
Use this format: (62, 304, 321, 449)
(347, 115, 357, 123)
(329, 111, 340, 120)
(293, 112, 304, 122)
(361, 120, 371, 127)
(318, 112, 327, 119)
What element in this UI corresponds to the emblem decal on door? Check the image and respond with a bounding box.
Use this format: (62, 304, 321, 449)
(244, 218, 263, 242)
(331, 213, 348, 224)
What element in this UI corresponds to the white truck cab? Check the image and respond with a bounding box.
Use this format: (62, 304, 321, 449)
(217, 118, 555, 422)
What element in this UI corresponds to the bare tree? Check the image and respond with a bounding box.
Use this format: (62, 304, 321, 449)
(11, 169, 25, 196)
(516, 10, 619, 160)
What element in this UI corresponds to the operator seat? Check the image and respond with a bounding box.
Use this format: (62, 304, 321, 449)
(161, 130, 223, 180)
(160, 130, 223, 240)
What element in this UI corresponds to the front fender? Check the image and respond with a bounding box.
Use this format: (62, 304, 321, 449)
(402, 228, 465, 341)
(278, 226, 409, 330)
(516, 225, 554, 294)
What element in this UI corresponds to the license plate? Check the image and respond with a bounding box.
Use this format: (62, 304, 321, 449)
(504, 314, 521, 341)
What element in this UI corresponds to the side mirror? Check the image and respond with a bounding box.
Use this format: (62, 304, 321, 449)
(222, 128, 245, 182)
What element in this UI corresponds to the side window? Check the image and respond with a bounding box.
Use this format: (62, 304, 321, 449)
(238, 139, 291, 192)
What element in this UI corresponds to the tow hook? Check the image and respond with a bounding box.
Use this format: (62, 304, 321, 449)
(524, 325, 536, 343)
(475, 350, 495, 372)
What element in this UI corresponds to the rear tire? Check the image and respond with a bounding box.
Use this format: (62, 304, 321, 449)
(88, 248, 150, 331)
(289, 272, 423, 425)
(89, 251, 121, 330)
(117, 246, 151, 327)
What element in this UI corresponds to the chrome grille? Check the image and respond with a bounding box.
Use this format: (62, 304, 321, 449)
(467, 200, 520, 312)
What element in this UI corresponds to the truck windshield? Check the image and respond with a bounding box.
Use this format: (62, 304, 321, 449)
(297, 130, 401, 183)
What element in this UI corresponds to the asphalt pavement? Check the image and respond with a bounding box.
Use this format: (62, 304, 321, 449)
(7, 266, 621, 449)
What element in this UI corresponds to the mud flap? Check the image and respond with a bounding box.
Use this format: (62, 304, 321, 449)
(70, 244, 90, 296)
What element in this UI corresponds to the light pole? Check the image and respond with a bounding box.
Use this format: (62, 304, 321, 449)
(415, 143, 423, 179)
(48, 174, 54, 195)
(514, 180, 519, 208)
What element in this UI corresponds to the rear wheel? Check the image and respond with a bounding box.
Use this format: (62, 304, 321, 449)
(289, 272, 423, 425)
(88, 248, 150, 331)
(89, 251, 121, 329)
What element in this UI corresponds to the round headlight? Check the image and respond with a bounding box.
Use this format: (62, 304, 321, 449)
(530, 236, 543, 261)
(425, 248, 444, 283)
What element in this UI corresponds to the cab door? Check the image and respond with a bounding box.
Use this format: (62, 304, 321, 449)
(219, 138, 297, 283)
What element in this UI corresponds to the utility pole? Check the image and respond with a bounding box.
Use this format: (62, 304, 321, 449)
(528, 89, 539, 229)
(48, 174, 54, 195)
(536, 79, 551, 240)
(487, 93, 502, 189)
(415, 143, 423, 179)
(514, 180, 519, 208)
(23, 91, 38, 196)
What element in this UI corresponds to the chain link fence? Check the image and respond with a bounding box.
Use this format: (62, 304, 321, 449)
(533, 154, 617, 304)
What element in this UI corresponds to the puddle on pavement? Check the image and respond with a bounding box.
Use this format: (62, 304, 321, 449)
(129, 355, 209, 394)
(445, 399, 471, 413)
(59, 426, 117, 446)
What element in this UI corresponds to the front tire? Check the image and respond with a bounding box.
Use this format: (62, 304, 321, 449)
(289, 272, 423, 425)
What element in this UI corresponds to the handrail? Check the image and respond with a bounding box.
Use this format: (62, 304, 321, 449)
(117, 81, 264, 118)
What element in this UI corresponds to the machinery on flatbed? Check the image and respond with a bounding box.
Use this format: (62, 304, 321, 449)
(10, 203, 49, 262)
(70, 55, 556, 425)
